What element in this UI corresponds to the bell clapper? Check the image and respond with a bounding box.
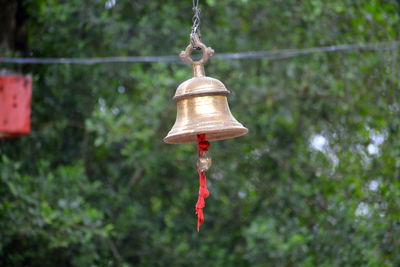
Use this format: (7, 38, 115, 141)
(197, 133, 211, 172)
(197, 150, 212, 172)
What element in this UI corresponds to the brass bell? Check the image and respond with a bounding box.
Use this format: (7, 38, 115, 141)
(164, 36, 248, 144)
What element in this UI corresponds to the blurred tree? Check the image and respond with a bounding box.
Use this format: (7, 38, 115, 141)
(0, 0, 28, 56)
(1, 0, 399, 266)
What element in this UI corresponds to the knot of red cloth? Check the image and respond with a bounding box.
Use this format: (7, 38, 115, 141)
(196, 133, 210, 231)
(197, 133, 210, 153)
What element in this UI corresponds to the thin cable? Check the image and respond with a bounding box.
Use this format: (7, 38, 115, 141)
(0, 41, 398, 65)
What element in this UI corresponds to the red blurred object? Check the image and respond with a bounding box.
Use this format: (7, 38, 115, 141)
(0, 73, 32, 138)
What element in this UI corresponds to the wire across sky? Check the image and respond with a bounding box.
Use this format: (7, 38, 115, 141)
(0, 41, 398, 65)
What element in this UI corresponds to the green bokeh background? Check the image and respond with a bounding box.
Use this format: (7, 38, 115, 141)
(1, 0, 399, 266)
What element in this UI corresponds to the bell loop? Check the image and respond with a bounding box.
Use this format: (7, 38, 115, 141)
(180, 35, 215, 67)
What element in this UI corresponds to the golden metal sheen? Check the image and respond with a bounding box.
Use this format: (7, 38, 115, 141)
(164, 34, 248, 144)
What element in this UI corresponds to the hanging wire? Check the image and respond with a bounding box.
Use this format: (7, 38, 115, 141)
(190, 0, 202, 49)
(0, 41, 398, 65)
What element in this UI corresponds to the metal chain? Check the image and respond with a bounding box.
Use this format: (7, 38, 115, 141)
(190, 0, 201, 49)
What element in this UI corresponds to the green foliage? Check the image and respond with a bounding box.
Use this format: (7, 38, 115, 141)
(1, 0, 400, 266)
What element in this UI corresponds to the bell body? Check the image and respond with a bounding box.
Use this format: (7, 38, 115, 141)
(164, 65, 248, 144)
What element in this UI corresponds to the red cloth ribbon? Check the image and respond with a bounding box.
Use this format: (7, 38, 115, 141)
(196, 134, 210, 231)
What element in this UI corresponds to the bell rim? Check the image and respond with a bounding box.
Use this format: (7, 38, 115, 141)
(163, 126, 248, 144)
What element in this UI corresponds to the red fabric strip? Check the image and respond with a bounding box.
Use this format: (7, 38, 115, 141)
(196, 134, 210, 231)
